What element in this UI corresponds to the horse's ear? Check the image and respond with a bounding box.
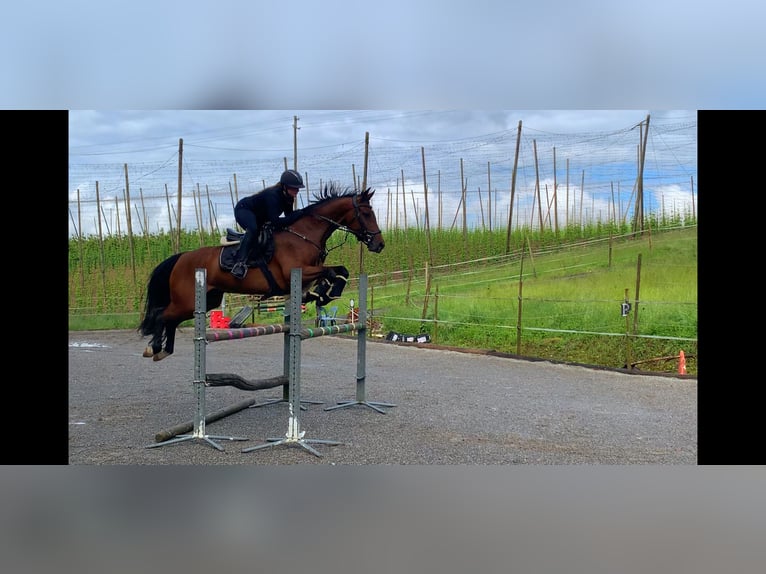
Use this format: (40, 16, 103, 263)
(364, 188, 375, 200)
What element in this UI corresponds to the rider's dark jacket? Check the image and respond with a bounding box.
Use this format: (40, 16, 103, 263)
(235, 184, 303, 230)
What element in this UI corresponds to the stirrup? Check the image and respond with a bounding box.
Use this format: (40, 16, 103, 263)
(231, 263, 248, 279)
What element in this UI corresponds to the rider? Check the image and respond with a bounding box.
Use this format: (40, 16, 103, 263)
(230, 169, 305, 279)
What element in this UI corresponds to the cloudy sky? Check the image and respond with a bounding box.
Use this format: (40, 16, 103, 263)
(68, 110, 697, 237)
(32, 1, 743, 235)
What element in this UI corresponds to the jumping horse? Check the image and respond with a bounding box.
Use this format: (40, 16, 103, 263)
(139, 183, 385, 361)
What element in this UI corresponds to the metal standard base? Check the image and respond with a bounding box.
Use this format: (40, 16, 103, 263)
(146, 433, 249, 452)
(325, 400, 397, 414)
(241, 436, 342, 457)
(244, 389, 341, 458)
(249, 397, 323, 411)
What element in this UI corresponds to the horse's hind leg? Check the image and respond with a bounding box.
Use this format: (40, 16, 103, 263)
(153, 319, 180, 362)
(141, 315, 175, 361)
(146, 333, 166, 359)
(143, 320, 165, 358)
(151, 277, 199, 360)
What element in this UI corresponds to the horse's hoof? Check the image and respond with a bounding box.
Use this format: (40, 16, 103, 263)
(143, 347, 154, 358)
(153, 350, 171, 362)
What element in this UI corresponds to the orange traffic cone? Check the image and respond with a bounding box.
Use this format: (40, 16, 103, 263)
(678, 350, 687, 375)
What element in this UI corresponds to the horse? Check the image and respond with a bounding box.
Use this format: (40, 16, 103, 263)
(138, 183, 385, 361)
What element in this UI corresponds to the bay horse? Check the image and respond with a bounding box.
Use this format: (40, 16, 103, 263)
(138, 183, 385, 361)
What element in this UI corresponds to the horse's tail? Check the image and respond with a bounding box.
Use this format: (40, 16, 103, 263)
(138, 253, 183, 336)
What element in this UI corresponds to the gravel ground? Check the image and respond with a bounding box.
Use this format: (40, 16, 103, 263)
(68, 328, 697, 465)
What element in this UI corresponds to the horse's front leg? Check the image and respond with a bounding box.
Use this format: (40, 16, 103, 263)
(305, 266, 349, 306)
(325, 265, 349, 301)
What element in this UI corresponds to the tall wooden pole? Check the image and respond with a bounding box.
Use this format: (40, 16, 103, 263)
(487, 162, 492, 232)
(565, 158, 570, 230)
(293, 115, 299, 170)
(114, 196, 121, 238)
(123, 163, 137, 285)
(553, 146, 558, 236)
(421, 146, 433, 267)
(579, 170, 585, 231)
(164, 183, 173, 236)
(505, 120, 521, 254)
(395, 178, 399, 229)
(533, 139, 543, 231)
(437, 171, 442, 230)
(176, 138, 183, 252)
(460, 158, 467, 255)
(401, 169, 407, 229)
(635, 114, 650, 233)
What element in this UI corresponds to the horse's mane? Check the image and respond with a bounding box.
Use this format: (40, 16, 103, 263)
(303, 182, 369, 214)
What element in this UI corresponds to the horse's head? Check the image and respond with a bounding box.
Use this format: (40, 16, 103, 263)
(309, 184, 385, 253)
(349, 188, 385, 253)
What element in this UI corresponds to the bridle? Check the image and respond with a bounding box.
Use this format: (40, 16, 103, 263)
(282, 193, 381, 260)
(314, 194, 382, 247)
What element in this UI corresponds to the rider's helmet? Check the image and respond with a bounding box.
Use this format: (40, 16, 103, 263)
(280, 169, 305, 189)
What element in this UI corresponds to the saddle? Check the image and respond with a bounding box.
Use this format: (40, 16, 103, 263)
(219, 225, 276, 271)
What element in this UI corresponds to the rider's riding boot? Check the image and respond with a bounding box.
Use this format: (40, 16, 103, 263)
(231, 229, 255, 280)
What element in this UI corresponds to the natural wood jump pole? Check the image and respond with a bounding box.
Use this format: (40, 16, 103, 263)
(153, 374, 290, 442)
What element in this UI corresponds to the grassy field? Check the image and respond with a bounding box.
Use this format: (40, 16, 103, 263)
(69, 219, 697, 374)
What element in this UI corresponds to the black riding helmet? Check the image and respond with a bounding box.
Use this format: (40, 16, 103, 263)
(280, 169, 305, 189)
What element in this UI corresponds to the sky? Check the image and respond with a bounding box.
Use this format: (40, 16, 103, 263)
(68, 109, 697, 237)
(31, 0, 756, 237)
(6, 1, 747, 236)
